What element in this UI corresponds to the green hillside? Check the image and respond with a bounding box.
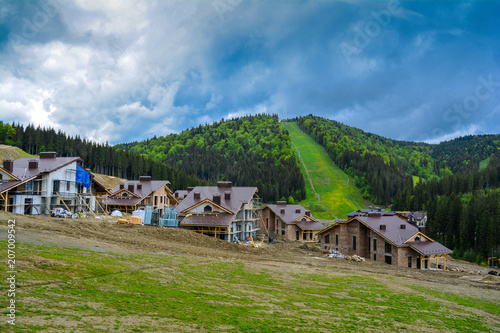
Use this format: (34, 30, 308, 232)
(0, 144, 34, 160)
(282, 122, 368, 220)
(117, 115, 305, 203)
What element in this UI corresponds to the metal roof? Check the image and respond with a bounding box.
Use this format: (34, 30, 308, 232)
(407, 241, 452, 255)
(356, 215, 418, 246)
(177, 183, 257, 214)
(3, 156, 82, 181)
(109, 180, 170, 200)
(264, 204, 316, 224)
(295, 220, 326, 230)
(179, 214, 236, 226)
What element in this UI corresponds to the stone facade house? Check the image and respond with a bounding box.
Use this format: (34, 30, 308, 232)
(261, 201, 325, 241)
(318, 212, 451, 269)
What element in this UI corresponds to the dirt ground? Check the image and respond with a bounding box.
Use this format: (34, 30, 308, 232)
(1, 211, 499, 297)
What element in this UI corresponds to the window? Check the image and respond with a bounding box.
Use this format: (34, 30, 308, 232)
(368, 237, 371, 252)
(408, 256, 412, 268)
(154, 196, 158, 206)
(66, 181, 71, 192)
(52, 180, 60, 194)
(204, 205, 212, 212)
(301, 217, 306, 221)
(335, 234, 339, 246)
(160, 196, 163, 204)
(385, 241, 392, 253)
(303, 232, 307, 240)
(325, 234, 330, 244)
(385, 255, 392, 265)
(266, 218, 269, 228)
(26, 180, 34, 193)
(352, 236, 357, 251)
(373, 253, 377, 261)
(373, 239, 377, 251)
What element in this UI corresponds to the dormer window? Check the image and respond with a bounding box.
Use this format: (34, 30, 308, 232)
(301, 217, 306, 221)
(204, 205, 212, 213)
(122, 192, 128, 198)
(415, 236, 421, 242)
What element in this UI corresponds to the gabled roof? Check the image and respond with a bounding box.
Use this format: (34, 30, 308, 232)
(295, 220, 326, 230)
(3, 156, 82, 181)
(406, 241, 452, 255)
(177, 183, 257, 215)
(110, 188, 140, 199)
(179, 214, 236, 227)
(174, 190, 189, 200)
(109, 179, 170, 200)
(264, 203, 316, 224)
(355, 216, 418, 246)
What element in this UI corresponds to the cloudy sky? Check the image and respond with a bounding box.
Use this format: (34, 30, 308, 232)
(0, 0, 499, 145)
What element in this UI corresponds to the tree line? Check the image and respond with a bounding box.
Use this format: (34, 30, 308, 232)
(5, 122, 205, 190)
(394, 159, 500, 262)
(118, 114, 306, 203)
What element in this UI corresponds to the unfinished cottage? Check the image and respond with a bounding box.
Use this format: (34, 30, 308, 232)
(318, 212, 452, 269)
(261, 202, 325, 241)
(176, 181, 258, 242)
(0, 152, 94, 215)
(105, 176, 177, 215)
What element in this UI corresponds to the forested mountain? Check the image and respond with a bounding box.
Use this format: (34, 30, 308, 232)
(394, 160, 500, 261)
(4, 122, 204, 190)
(117, 115, 305, 203)
(291, 115, 500, 205)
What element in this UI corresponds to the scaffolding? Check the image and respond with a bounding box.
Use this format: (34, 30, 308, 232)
(0, 169, 102, 217)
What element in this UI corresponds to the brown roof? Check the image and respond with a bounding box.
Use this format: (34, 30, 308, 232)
(295, 220, 326, 230)
(264, 204, 316, 224)
(4, 156, 82, 181)
(104, 197, 142, 206)
(406, 241, 452, 255)
(179, 214, 236, 226)
(177, 183, 257, 214)
(109, 179, 170, 200)
(355, 216, 418, 246)
(174, 190, 189, 199)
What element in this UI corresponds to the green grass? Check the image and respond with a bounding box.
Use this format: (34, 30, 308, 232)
(0, 241, 496, 332)
(282, 122, 368, 219)
(479, 158, 489, 171)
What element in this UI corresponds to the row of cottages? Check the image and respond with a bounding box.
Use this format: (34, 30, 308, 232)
(0, 153, 96, 215)
(318, 211, 452, 269)
(104, 176, 178, 215)
(176, 181, 258, 242)
(260, 201, 326, 241)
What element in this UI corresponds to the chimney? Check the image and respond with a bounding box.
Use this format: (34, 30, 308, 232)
(187, 187, 194, 193)
(175, 192, 179, 198)
(400, 224, 406, 230)
(224, 191, 231, 200)
(280, 208, 285, 214)
(119, 184, 125, 190)
(217, 181, 233, 188)
(194, 191, 200, 200)
(137, 184, 142, 190)
(40, 152, 57, 159)
(368, 212, 381, 218)
(305, 210, 311, 217)
(295, 208, 301, 214)
(213, 192, 221, 205)
(128, 184, 134, 192)
(277, 201, 287, 205)
(380, 224, 386, 231)
(139, 176, 151, 182)
(28, 159, 39, 169)
(3, 158, 13, 172)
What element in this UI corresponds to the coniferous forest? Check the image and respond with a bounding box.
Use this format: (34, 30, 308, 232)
(117, 115, 306, 203)
(2, 121, 205, 190)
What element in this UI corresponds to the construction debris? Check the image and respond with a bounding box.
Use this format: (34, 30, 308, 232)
(345, 255, 366, 262)
(326, 249, 345, 259)
(51, 208, 88, 219)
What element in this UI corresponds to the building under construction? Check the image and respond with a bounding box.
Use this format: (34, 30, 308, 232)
(0, 152, 103, 216)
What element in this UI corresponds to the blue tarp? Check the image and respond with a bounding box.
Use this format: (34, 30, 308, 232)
(76, 165, 90, 188)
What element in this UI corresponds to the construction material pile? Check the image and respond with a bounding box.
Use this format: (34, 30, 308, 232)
(326, 249, 345, 259)
(51, 208, 86, 219)
(345, 255, 366, 262)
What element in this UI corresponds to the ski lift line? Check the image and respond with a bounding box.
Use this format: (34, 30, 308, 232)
(290, 141, 335, 219)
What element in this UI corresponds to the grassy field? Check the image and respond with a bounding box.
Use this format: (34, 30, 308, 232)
(0, 144, 34, 161)
(282, 122, 367, 220)
(1, 241, 498, 332)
